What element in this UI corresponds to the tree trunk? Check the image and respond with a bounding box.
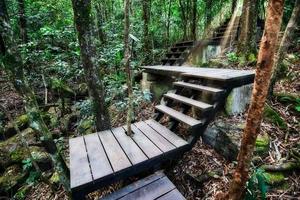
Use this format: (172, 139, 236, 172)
(269, 0, 300, 96)
(205, 0, 212, 28)
(124, 0, 133, 136)
(72, 0, 110, 131)
(17, 0, 28, 43)
(142, 0, 152, 64)
(237, 0, 258, 58)
(231, 0, 237, 14)
(166, 0, 172, 46)
(191, 0, 197, 40)
(224, 0, 285, 199)
(0, 0, 70, 191)
(179, 0, 187, 40)
(95, 2, 106, 44)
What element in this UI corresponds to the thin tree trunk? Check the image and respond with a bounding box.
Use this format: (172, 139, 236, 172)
(17, 0, 28, 43)
(237, 0, 258, 58)
(179, 0, 187, 40)
(206, 0, 212, 28)
(231, 0, 237, 14)
(124, 0, 133, 136)
(223, 0, 285, 199)
(166, 0, 172, 46)
(71, 0, 110, 131)
(269, 0, 300, 96)
(142, 0, 152, 64)
(191, 0, 197, 40)
(0, 0, 70, 191)
(95, 2, 106, 44)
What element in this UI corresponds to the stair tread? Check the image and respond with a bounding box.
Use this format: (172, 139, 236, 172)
(164, 93, 213, 111)
(155, 105, 202, 127)
(174, 82, 224, 93)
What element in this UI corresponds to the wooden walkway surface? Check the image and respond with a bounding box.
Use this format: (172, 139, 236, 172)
(70, 119, 189, 194)
(101, 171, 185, 200)
(142, 65, 255, 84)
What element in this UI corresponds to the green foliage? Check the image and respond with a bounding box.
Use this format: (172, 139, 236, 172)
(22, 158, 33, 171)
(25, 171, 40, 185)
(226, 52, 239, 63)
(245, 169, 268, 200)
(277, 94, 300, 113)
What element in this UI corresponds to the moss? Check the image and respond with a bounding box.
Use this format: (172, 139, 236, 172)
(0, 165, 27, 193)
(225, 92, 234, 115)
(248, 53, 257, 63)
(263, 104, 287, 129)
(255, 133, 270, 156)
(16, 114, 29, 129)
(78, 117, 95, 135)
(13, 185, 31, 200)
(50, 171, 60, 184)
(263, 171, 285, 185)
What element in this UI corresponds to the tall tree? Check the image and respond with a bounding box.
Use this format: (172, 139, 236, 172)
(237, 0, 258, 59)
(205, 0, 212, 28)
(94, 2, 106, 44)
(142, 0, 152, 64)
(124, 0, 133, 136)
(17, 0, 28, 43)
(0, 0, 69, 191)
(71, 0, 110, 131)
(223, 0, 285, 199)
(191, 0, 197, 40)
(269, 0, 300, 96)
(179, 0, 188, 40)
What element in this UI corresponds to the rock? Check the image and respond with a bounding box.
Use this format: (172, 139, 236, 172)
(0, 165, 27, 193)
(0, 128, 38, 168)
(225, 84, 253, 116)
(255, 133, 270, 156)
(0, 114, 29, 140)
(263, 171, 286, 185)
(202, 120, 243, 161)
(78, 117, 95, 135)
(263, 104, 287, 129)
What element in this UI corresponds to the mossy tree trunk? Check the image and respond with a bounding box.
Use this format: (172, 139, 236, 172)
(237, 0, 258, 59)
(17, 0, 28, 43)
(94, 2, 106, 44)
(191, 0, 197, 40)
(224, 0, 284, 199)
(269, 0, 300, 96)
(142, 0, 152, 65)
(124, 0, 133, 136)
(72, 0, 110, 131)
(0, 0, 69, 191)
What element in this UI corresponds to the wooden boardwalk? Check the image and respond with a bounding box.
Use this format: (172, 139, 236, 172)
(69, 66, 255, 199)
(70, 119, 190, 197)
(101, 171, 185, 200)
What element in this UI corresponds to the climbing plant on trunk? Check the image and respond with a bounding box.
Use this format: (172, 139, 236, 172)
(223, 0, 285, 199)
(72, 0, 110, 132)
(124, 0, 133, 136)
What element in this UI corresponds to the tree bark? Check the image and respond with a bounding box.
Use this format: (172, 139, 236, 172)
(231, 0, 237, 14)
(95, 2, 106, 44)
(72, 0, 110, 131)
(166, 0, 172, 46)
(269, 0, 300, 96)
(0, 0, 70, 191)
(179, 0, 188, 40)
(124, 0, 133, 136)
(237, 0, 258, 58)
(17, 0, 28, 43)
(142, 0, 152, 64)
(224, 0, 285, 199)
(205, 0, 212, 28)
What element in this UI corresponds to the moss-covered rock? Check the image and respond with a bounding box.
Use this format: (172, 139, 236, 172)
(0, 165, 27, 193)
(263, 104, 287, 129)
(78, 117, 95, 135)
(263, 171, 285, 185)
(0, 128, 38, 168)
(255, 133, 270, 156)
(13, 184, 31, 200)
(0, 114, 30, 140)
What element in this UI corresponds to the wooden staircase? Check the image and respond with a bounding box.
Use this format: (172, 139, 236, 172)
(161, 41, 196, 66)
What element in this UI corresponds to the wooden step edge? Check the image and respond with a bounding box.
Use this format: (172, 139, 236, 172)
(173, 81, 224, 93)
(164, 93, 213, 111)
(155, 105, 202, 127)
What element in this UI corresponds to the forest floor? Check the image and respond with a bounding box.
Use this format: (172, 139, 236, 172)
(1, 54, 299, 200)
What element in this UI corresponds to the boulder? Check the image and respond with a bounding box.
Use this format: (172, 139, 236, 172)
(0, 128, 39, 168)
(255, 133, 270, 156)
(0, 114, 29, 140)
(0, 165, 27, 194)
(225, 84, 253, 116)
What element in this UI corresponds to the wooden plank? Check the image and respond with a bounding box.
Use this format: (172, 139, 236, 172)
(69, 137, 92, 189)
(127, 125, 162, 158)
(134, 121, 176, 152)
(119, 176, 175, 200)
(156, 189, 186, 200)
(98, 130, 132, 172)
(111, 127, 148, 165)
(164, 93, 213, 111)
(145, 119, 188, 148)
(84, 133, 113, 180)
(155, 105, 202, 127)
(173, 81, 224, 93)
(101, 171, 165, 200)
